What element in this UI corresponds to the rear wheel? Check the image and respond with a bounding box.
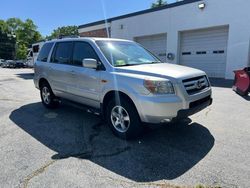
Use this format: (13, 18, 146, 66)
(106, 97, 143, 139)
(40, 82, 59, 109)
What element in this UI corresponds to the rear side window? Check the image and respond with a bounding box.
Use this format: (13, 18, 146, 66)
(37, 43, 54, 62)
(51, 42, 73, 64)
(72, 42, 99, 66)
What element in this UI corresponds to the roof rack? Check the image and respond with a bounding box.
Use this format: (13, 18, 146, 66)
(58, 35, 80, 39)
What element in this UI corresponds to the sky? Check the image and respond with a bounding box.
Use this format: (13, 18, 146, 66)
(0, 0, 175, 37)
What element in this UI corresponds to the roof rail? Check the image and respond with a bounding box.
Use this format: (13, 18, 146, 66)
(58, 35, 80, 39)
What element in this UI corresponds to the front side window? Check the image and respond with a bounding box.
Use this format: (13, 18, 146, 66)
(96, 40, 161, 67)
(72, 42, 99, 66)
(37, 43, 53, 62)
(51, 42, 73, 64)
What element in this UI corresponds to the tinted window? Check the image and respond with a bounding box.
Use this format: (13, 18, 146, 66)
(73, 42, 98, 66)
(52, 42, 73, 64)
(37, 43, 53, 62)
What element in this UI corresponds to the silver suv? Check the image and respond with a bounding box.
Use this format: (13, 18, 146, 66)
(34, 38, 212, 139)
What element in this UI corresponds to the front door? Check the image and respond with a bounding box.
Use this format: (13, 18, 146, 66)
(71, 41, 102, 108)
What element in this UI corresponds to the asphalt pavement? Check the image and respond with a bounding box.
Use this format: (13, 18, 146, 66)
(0, 68, 249, 188)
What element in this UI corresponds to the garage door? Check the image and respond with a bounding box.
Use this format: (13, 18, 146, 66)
(135, 34, 167, 62)
(180, 27, 229, 78)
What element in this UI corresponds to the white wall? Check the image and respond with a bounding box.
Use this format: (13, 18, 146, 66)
(78, 23, 111, 33)
(110, 0, 250, 79)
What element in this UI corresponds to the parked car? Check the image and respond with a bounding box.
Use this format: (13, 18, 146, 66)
(15, 60, 25, 68)
(1, 60, 15, 68)
(1, 60, 25, 68)
(34, 38, 212, 139)
(1, 61, 7, 68)
(0, 59, 5, 67)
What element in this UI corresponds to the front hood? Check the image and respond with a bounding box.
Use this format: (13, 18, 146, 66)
(116, 63, 206, 81)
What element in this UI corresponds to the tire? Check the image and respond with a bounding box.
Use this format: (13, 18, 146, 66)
(40, 82, 59, 109)
(106, 96, 143, 139)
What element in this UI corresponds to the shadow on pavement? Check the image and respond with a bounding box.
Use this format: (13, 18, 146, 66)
(240, 94, 250, 101)
(10, 102, 214, 182)
(15, 73, 34, 80)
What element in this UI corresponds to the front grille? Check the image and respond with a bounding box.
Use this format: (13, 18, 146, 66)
(183, 76, 209, 95)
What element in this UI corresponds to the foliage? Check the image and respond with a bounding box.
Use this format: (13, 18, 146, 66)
(0, 18, 42, 60)
(151, 0, 167, 8)
(16, 43, 28, 60)
(0, 29, 16, 59)
(46, 26, 79, 40)
(0, 20, 9, 33)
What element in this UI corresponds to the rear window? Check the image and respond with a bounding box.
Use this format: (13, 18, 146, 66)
(37, 43, 54, 62)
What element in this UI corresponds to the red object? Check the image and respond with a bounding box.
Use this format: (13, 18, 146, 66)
(233, 67, 250, 96)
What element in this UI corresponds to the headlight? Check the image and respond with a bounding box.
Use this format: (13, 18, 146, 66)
(143, 80, 175, 94)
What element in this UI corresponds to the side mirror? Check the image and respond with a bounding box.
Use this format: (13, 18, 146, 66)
(82, 58, 98, 69)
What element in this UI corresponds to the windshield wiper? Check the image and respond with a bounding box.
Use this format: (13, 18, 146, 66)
(148, 61, 162, 64)
(115, 61, 162, 67)
(115, 64, 139, 67)
(138, 61, 162, 65)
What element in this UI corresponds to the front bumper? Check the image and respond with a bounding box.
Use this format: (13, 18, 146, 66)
(135, 88, 212, 124)
(175, 96, 212, 119)
(33, 76, 39, 89)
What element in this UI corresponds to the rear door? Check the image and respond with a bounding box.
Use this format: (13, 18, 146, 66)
(48, 42, 75, 97)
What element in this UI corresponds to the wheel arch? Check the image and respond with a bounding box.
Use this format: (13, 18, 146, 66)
(38, 78, 50, 89)
(102, 90, 140, 120)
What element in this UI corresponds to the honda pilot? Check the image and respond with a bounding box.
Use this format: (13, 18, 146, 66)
(34, 38, 212, 139)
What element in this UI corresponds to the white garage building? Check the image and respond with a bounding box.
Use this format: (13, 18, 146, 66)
(78, 0, 250, 79)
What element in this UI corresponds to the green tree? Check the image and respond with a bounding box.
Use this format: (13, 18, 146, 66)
(0, 20, 9, 33)
(16, 43, 27, 60)
(0, 18, 43, 59)
(47, 25, 79, 40)
(6, 18, 22, 32)
(151, 0, 167, 8)
(0, 20, 16, 59)
(15, 19, 42, 46)
(0, 29, 16, 59)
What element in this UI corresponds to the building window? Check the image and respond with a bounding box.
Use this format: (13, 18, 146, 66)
(196, 51, 207, 55)
(213, 50, 225, 54)
(182, 52, 191, 55)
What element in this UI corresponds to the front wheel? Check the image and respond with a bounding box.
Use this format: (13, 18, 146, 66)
(106, 97, 143, 139)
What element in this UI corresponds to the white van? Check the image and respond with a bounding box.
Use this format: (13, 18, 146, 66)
(26, 42, 44, 67)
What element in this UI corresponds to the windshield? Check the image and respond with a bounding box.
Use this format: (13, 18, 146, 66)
(96, 40, 161, 67)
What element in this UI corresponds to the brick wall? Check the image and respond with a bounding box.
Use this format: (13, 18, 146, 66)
(79, 28, 110, 38)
